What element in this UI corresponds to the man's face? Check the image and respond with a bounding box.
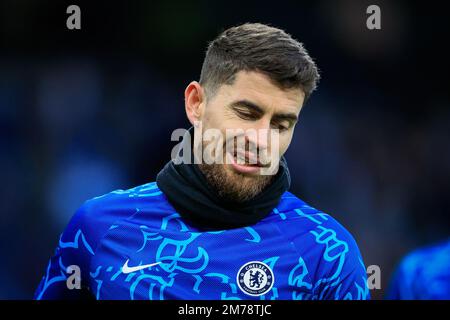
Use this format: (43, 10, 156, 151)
(190, 71, 305, 201)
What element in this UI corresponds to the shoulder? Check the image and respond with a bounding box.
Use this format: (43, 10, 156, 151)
(272, 192, 369, 299)
(78, 181, 163, 218)
(387, 239, 450, 299)
(62, 181, 165, 252)
(392, 239, 450, 286)
(273, 192, 361, 252)
(401, 239, 450, 267)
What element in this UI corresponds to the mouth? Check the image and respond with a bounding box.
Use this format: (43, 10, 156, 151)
(226, 150, 270, 175)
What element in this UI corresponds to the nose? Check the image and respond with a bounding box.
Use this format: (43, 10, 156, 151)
(244, 118, 271, 152)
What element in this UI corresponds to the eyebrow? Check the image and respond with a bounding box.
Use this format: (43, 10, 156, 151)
(272, 112, 298, 124)
(229, 99, 298, 124)
(229, 99, 264, 115)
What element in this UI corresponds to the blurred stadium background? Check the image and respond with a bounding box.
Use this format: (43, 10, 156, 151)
(0, 0, 449, 299)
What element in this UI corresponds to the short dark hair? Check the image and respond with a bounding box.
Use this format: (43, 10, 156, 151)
(199, 23, 320, 101)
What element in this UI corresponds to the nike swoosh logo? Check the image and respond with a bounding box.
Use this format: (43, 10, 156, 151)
(122, 259, 161, 274)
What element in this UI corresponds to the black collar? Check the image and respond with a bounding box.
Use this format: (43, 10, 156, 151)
(156, 127, 291, 230)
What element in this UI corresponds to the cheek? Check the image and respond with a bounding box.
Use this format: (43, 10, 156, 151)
(202, 105, 225, 128)
(201, 110, 218, 132)
(277, 134, 292, 156)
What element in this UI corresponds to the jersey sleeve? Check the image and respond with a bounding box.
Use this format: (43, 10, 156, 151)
(311, 217, 371, 300)
(34, 200, 99, 300)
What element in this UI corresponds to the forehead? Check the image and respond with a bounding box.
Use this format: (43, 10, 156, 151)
(217, 70, 305, 114)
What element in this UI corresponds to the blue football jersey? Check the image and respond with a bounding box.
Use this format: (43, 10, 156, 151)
(35, 182, 370, 300)
(387, 239, 450, 300)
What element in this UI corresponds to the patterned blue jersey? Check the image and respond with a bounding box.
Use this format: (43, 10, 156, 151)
(387, 239, 450, 300)
(35, 182, 370, 300)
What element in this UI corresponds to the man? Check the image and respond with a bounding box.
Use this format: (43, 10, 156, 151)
(35, 23, 369, 300)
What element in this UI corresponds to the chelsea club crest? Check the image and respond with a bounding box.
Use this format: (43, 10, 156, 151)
(236, 261, 274, 296)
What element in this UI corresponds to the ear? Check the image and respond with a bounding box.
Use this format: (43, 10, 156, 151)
(184, 81, 206, 126)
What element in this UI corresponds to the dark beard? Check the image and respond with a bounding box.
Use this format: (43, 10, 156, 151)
(198, 163, 274, 203)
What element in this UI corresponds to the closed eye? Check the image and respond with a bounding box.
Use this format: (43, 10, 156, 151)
(271, 121, 290, 132)
(228, 99, 298, 131)
(235, 109, 259, 120)
(229, 100, 264, 121)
